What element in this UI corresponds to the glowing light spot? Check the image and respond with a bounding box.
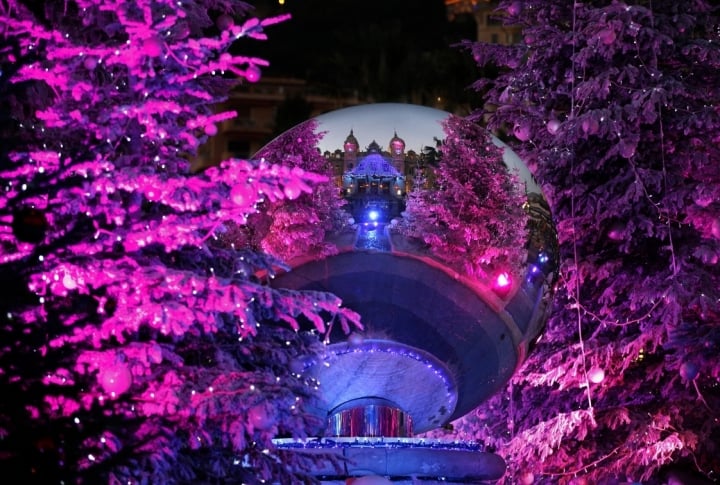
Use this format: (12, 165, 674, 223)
(496, 272, 511, 288)
(588, 366, 605, 384)
(491, 272, 513, 298)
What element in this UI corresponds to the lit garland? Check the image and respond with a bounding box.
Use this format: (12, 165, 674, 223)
(274, 436, 487, 452)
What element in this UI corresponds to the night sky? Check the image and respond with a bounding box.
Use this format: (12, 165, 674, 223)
(246, 0, 480, 109)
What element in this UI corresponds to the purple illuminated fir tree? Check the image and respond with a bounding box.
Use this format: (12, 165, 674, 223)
(444, 1, 720, 483)
(398, 115, 528, 280)
(0, 1, 359, 483)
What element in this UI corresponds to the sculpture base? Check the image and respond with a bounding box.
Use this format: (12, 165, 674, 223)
(274, 437, 506, 483)
(328, 399, 413, 437)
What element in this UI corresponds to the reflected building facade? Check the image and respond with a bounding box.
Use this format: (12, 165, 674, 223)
(323, 130, 439, 223)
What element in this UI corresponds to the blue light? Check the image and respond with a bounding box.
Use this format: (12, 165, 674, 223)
(368, 210, 379, 221)
(538, 252, 549, 264)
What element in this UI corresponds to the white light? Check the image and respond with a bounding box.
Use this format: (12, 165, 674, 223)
(496, 273, 510, 287)
(588, 366, 605, 384)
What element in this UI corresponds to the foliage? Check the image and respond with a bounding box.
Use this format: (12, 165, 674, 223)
(251, 119, 348, 263)
(396, 114, 528, 279)
(439, 1, 720, 483)
(0, 1, 359, 483)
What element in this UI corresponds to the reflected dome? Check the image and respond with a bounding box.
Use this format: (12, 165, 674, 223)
(343, 129, 359, 152)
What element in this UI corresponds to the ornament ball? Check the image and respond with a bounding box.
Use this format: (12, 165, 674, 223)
(607, 221, 626, 241)
(547, 120, 561, 135)
(519, 471, 535, 484)
(283, 181, 303, 200)
(619, 139, 636, 158)
(711, 218, 720, 239)
(248, 403, 275, 431)
(204, 124, 218, 136)
(581, 117, 599, 135)
(588, 366, 605, 384)
(62, 273, 78, 290)
(507, 2, 522, 16)
(513, 122, 531, 141)
(231, 184, 254, 207)
(83, 56, 98, 70)
(599, 28, 616, 45)
(245, 65, 262, 83)
(99, 364, 133, 396)
(680, 361, 699, 380)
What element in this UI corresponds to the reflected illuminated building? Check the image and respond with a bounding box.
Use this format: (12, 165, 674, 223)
(323, 130, 439, 223)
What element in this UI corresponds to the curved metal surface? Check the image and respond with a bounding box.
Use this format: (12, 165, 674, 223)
(315, 340, 457, 433)
(272, 251, 540, 426)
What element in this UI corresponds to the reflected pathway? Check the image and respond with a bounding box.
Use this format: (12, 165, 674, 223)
(354, 222, 391, 251)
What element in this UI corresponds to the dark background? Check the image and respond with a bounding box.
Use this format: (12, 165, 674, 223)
(244, 0, 481, 112)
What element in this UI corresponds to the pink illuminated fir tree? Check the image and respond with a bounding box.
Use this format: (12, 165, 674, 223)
(249, 119, 348, 263)
(0, 1, 359, 483)
(398, 115, 528, 280)
(441, 1, 720, 483)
